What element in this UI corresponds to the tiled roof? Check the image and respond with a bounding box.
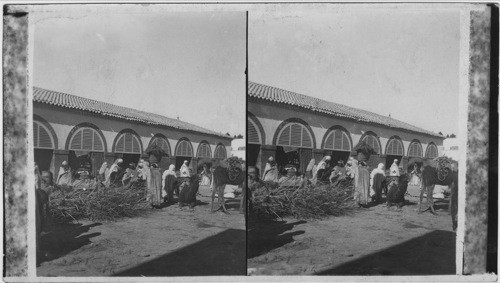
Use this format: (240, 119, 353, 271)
(248, 81, 443, 138)
(33, 87, 230, 139)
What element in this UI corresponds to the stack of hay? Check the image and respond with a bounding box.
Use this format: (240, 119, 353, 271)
(251, 178, 355, 221)
(49, 181, 149, 222)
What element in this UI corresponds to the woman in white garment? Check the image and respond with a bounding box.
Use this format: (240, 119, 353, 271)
(57, 160, 73, 187)
(370, 163, 386, 203)
(180, 160, 190, 178)
(262, 156, 279, 183)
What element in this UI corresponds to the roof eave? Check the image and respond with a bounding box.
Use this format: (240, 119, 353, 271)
(248, 96, 443, 139)
(33, 101, 231, 140)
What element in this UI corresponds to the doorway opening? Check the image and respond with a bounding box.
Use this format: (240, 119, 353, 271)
(247, 144, 261, 167)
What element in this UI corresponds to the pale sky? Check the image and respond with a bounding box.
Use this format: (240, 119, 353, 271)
(33, 8, 246, 137)
(249, 5, 461, 136)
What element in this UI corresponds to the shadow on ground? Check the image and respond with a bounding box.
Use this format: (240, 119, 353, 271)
(114, 228, 246, 276)
(247, 220, 306, 259)
(39, 222, 102, 265)
(316, 229, 455, 275)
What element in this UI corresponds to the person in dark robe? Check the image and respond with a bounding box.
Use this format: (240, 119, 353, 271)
(370, 163, 386, 204)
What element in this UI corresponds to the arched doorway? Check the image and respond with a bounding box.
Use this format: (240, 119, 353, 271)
(274, 120, 315, 175)
(214, 144, 227, 160)
(113, 130, 143, 168)
(148, 135, 172, 169)
(196, 141, 213, 171)
(247, 113, 264, 167)
(425, 143, 439, 159)
(360, 132, 382, 168)
(385, 136, 404, 171)
(175, 138, 194, 170)
(33, 119, 56, 173)
(67, 125, 106, 178)
(322, 126, 352, 165)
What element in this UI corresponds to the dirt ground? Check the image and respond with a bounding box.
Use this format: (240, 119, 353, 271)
(37, 185, 246, 277)
(247, 184, 456, 276)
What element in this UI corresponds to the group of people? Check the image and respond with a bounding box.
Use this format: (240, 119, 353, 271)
(259, 155, 409, 208)
(44, 157, 213, 209)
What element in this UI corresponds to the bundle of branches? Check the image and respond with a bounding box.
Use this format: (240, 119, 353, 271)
(146, 144, 167, 164)
(251, 178, 355, 221)
(353, 140, 377, 162)
(49, 180, 149, 223)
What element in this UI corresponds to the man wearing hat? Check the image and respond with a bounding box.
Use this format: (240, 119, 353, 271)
(262, 156, 279, 183)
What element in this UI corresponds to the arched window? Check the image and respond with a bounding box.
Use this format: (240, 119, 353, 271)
(214, 144, 227, 159)
(276, 122, 313, 148)
(248, 117, 262, 144)
(149, 136, 171, 156)
(33, 120, 55, 149)
(197, 142, 212, 158)
(175, 139, 193, 157)
(69, 127, 105, 152)
(323, 128, 351, 151)
(386, 137, 404, 156)
(426, 143, 439, 158)
(114, 132, 142, 154)
(408, 141, 423, 157)
(361, 133, 381, 154)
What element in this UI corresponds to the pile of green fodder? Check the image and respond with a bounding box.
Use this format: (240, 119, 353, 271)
(49, 180, 149, 223)
(251, 178, 355, 221)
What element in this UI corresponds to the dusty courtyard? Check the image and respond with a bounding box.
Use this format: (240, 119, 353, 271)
(37, 185, 246, 277)
(248, 184, 456, 276)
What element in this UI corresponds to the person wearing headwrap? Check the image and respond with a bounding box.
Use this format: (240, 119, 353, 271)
(305, 158, 316, 179)
(312, 155, 332, 184)
(40, 171, 54, 195)
(163, 164, 178, 203)
(200, 164, 211, 186)
(390, 159, 400, 177)
(370, 163, 386, 203)
(180, 160, 190, 178)
(353, 158, 370, 207)
(330, 160, 347, 183)
(57, 160, 72, 187)
(104, 158, 123, 187)
(262, 156, 279, 183)
(136, 159, 144, 179)
(98, 161, 108, 182)
(35, 163, 41, 190)
(141, 161, 151, 181)
(122, 162, 138, 187)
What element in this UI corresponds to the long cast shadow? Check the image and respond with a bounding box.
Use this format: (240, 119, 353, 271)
(316, 230, 455, 275)
(114, 228, 246, 276)
(38, 222, 102, 265)
(247, 220, 306, 259)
